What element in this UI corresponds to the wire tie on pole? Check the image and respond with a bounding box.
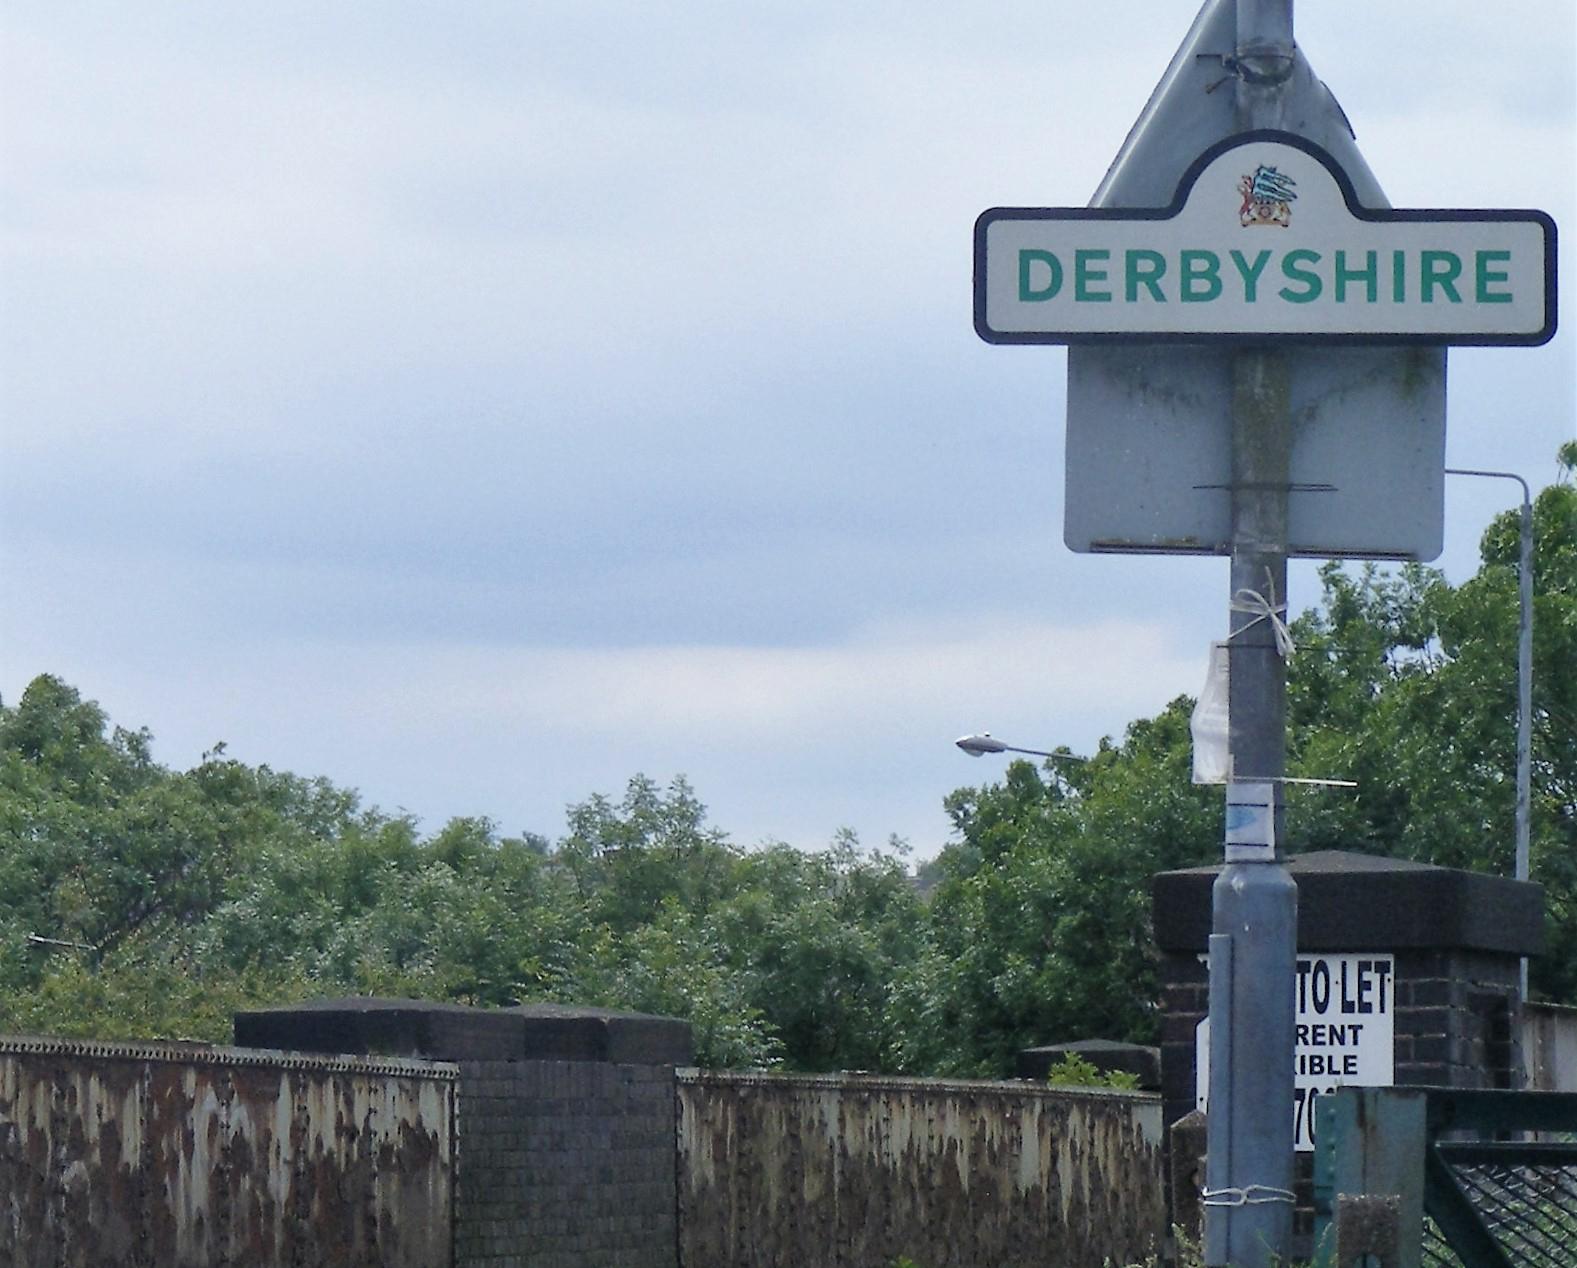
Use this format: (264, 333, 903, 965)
(1200, 1185, 1297, 1207)
(1221, 53, 1295, 87)
(1227, 580, 1294, 660)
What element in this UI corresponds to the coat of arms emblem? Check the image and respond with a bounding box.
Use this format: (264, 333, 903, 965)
(1238, 164, 1297, 228)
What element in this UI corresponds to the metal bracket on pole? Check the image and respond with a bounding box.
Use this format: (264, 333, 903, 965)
(1204, 931, 1236, 1264)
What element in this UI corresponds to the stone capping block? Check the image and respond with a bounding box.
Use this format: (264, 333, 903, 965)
(0, 1032, 458, 1080)
(234, 996, 694, 1065)
(675, 1067, 1160, 1104)
(1152, 850, 1542, 956)
(507, 1002, 694, 1065)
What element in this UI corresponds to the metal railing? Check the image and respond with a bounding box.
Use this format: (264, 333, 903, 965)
(1421, 1091, 1577, 1268)
(1315, 1087, 1577, 1268)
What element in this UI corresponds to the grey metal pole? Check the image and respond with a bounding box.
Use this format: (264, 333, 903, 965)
(1446, 467, 1534, 1002)
(1233, 0, 1294, 126)
(1205, 353, 1299, 1268)
(1204, 5, 1300, 1266)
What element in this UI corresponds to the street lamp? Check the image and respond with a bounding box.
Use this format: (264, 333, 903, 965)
(1445, 467, 1534, 1001)
(954, 733, 1086, 763)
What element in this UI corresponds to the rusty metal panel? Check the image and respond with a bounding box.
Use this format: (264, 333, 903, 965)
(0, 1035, 456, 1268)
(1523, 1002, 1577, 1092)
(676, 1070, 1166, 1268)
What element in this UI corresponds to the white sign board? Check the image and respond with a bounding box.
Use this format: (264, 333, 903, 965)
(1224, 780, 1276, 862)
(1196, 952, 1395, 1152)
(1058, 6, 1451, 561)
(976, 132, 1555, 346)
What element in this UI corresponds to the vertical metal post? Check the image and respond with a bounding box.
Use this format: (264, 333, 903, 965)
(1516, 490, 1534, 1003)
(1204, 6, 1300, 1265)
(1233, 0, 1294, 130)
(1205, 354, 1299, 1268)
(1445, 467, 1534, 1002)
(1226, 352, 1291, 787)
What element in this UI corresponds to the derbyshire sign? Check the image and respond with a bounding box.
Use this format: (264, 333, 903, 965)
(975, 132, 1556, 347)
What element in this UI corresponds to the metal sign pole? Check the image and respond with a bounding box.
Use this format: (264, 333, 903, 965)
(971, 4, 1552, 1250)
(1445, 467, 1535, 1004)
(1204, 354, 1300, 1268)
(1204, 3, 1299, 1265)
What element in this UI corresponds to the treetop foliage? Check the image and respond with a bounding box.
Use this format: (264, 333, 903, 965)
(2, 453, 1572, 1074)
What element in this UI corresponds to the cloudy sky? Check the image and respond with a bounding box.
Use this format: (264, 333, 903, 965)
(3, 1, 1572, 854)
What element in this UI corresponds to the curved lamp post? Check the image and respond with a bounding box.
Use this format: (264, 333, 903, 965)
(1446, 467, 1533, 1001)
(954, 733, 1086, 763)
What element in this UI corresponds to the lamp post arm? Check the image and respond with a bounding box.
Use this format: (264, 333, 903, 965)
(954, 734, 1088, 763)
(1010, 746, 1087, 763)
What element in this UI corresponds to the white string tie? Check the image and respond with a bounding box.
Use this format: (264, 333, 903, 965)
(1228, 585, 1294, 660)
(1201, 1184, 1297, 1207)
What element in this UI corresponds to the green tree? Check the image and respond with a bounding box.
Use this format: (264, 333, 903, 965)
(907, 450, 1577, 1075)
(1287, 455, 1576, 996)
(710, 831, 924, 1072)
(0, 678, 275, 981)
(565, 900, 782, 1068)
(3, 453, 1569, 1069)
(888, 706, 1220, 1076)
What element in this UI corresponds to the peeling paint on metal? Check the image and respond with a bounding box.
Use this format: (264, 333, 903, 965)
(0, 1034, 456, 1268)
(675, 1070, 1164, 1268)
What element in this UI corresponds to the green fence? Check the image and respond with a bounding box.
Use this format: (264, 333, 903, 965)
(1314, 1087, 1577, 1268)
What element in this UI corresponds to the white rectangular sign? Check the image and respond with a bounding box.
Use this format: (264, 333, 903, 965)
(976, 133, 1555, 346)
(1224, 781, 1276, 862)
(1196, 952, 1395, 1152)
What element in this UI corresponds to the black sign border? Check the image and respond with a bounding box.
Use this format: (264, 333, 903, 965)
(973, 130, 1558, 347)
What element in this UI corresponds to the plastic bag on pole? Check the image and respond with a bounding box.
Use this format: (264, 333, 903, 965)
(1191, 642, 1231, 785)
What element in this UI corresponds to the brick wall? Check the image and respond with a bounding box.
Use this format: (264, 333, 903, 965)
(232, 999, 1175, 1268)
(235, 998, 692, 1268)
(1152, 850, 1541, 1254)
(1157, 945, 1522, 1131)
(1154, 854, 1540, 1128)
(1392, 949, 1520, 1090)
(455, 1059, 676, 1268)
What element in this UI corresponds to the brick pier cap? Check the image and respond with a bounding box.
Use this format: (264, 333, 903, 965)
(1152, 849, 1542, 957)
(234, 997, 694, 1066)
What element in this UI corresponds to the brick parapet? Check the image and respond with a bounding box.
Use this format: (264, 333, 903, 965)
(454, 1058, 679, 1268)
(1153, 855, 1536, 1256)
(233, 998, 690, 1268)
